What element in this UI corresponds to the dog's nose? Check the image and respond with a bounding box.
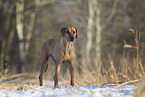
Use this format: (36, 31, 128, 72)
(71, 36, 75, 40)
(69, 36, 75, 42)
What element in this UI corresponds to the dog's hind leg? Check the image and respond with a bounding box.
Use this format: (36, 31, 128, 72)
(45, 58, 49, 72)
(39, 58, 48, 86)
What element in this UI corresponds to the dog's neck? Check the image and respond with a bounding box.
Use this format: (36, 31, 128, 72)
(60, 37, 73, 52)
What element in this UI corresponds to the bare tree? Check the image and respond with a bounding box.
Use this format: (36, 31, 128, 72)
(0, 0, 16, 71)
(86, 0, 118, 68)
(95, 0, 118, 67)
(16, 0, 24, 72)
(86, 0, 94, 66)
(16, 0, 53, 73)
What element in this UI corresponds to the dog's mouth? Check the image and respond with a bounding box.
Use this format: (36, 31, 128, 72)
(68, 39, 75, 42)
(68, 36, 75, 42)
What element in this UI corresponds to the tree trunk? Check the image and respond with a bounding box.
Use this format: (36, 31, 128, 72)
(94, 0, 118, 67)
(24, 12, 36, 57)
(95, 1, 101, 67)
(3, 17, 15, 70)
(16, 0, 24, 73)
(86, 0, 94, 66)
(0, 4, 15, 70)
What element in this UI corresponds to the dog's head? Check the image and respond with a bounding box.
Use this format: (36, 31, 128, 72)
(61, 26, 77, 42)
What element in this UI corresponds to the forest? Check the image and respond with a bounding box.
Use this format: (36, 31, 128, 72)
(0, 0, 145, 87)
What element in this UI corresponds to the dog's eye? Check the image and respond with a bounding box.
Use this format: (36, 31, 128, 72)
(73, 31, 75, 34)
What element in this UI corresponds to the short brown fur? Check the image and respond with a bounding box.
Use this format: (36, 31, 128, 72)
(39, 27, 77, 88)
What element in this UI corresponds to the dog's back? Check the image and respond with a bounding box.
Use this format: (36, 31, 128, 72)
(41, 38, 60, 59)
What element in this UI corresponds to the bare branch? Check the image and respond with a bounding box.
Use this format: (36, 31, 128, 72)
(35, 0, 53, 8)
(102, 0, 118, 30)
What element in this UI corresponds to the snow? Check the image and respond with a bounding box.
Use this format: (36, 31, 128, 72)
(0, 81, 135, 97)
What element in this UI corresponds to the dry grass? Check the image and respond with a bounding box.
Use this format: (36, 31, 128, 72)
(134, 80, 145, 97)
(75, 29, 145, 92)
(0, 72, 38, 90)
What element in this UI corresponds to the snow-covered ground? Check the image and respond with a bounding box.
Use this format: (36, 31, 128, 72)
(0, 81, 135, 97)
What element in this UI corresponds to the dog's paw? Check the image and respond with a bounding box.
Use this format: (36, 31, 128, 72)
(54, 85, 59, 88)
(70, 81, 74, 87)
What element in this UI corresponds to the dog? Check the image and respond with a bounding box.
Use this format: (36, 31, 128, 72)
(39, 26, 77, 88)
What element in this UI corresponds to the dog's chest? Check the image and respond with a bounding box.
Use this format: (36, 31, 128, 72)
(62, 43, 73, 60)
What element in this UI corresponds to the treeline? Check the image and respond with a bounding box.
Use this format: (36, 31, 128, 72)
(0, 0, 145, 75)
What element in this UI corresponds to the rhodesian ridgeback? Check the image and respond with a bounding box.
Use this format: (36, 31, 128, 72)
(39, 27, 77, 88)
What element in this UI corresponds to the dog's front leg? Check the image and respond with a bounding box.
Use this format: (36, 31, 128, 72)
(69, 61, 74, 86)
(54, 63, 61, 88)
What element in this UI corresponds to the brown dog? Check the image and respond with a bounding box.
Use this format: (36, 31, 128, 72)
(39, 26, 77, 88)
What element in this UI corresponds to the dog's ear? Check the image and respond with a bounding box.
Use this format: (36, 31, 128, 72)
(60, 27, 67, 36)
(75, 28, 77, 38)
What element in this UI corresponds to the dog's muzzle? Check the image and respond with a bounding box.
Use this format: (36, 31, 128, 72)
(69, 36, 75, 42)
